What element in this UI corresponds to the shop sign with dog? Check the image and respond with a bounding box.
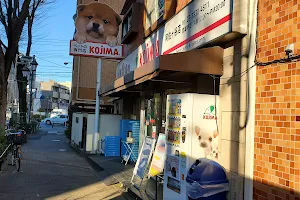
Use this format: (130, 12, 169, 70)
(69, 2, 124, 59)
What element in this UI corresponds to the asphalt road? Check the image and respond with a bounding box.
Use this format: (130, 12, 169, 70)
(0, 124, 130, 200)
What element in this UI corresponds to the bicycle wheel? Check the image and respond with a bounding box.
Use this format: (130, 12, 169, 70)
(11, 153, 15, 166)
(11, 146, 16, 166)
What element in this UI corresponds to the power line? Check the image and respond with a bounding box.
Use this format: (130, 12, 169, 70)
(37, 65, 72, 68)
(36, 57, 70, 67)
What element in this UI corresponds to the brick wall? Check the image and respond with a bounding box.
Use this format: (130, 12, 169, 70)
(254, 0, 300, 199)
(175, 0, 191, 13)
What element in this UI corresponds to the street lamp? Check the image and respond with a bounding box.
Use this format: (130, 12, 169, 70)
(22, 55, 38, 123)
(21, 66, 30, 77)
(30, 56, 38, 71)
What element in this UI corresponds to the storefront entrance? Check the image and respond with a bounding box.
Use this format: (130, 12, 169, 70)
(144, 93, 164, 140)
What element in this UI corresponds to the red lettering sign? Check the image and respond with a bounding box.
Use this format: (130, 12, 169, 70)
(156, 40, 159, 57)
(90, 46, 94, 53)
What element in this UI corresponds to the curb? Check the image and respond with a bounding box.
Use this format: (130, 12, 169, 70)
(69, 144, 139, 200)
(69, 144, 104, 172)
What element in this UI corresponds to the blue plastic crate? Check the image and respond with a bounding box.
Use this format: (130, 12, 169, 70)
(104, 136, 121, 157)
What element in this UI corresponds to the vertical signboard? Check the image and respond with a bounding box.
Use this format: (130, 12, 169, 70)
(70, 2, 124, 59)
(133, 136, 156, 179)
(148, 133, 167, 177)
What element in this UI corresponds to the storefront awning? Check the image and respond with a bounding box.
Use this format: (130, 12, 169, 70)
(101, 46, 224, 97)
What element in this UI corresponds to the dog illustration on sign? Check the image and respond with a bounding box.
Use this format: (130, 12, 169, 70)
(74, 2, 122, 46)
(195, 126, 219, 160)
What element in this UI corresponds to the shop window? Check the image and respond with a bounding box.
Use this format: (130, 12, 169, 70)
(144, 0, 177, 37)
(121, 3, 141, 44)
(122, 11, 132, 38)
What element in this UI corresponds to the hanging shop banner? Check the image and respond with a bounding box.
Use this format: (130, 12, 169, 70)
(116, 0, 232, 78)
(70, 2, 124, 59)
(148, 134, 167, 177)
(133, 137, 156, 179)
(162, 0, 232, 54)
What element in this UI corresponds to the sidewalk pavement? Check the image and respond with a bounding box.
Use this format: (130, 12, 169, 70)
(0, 127, 134, 200)
(71, 145, 164, 200)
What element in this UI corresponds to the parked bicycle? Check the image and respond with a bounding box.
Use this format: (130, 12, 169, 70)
(11, 144, 22, 172)
(5, 129, 26, 172)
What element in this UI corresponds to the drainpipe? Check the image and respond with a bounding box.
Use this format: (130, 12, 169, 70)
(244, 0, 258, 199)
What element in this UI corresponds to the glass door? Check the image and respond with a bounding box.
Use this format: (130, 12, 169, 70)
(145, 93, 161, 139)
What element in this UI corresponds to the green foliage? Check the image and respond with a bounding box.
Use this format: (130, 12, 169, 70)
(0, 129, 7, 155)
(32, 114, 46, 122)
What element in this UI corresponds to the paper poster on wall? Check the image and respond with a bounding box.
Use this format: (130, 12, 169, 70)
(167, 176, 181, 194)
(70, 2, 124, 59)
(133, 137, 156, 179)
(149, 134, 166, 177)
(166, 155, 180, 180)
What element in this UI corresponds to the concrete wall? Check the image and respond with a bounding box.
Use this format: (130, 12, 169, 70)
(86, 114, 95, 152)
(71, 113, 83, 145)
(85, 113, 122, 152)
(218, 38, 249, 200)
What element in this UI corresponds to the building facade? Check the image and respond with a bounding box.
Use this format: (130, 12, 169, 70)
(32, 82, 42, 115)
(69, 0, 300, 199)
(40, 80, 71, 113)
(101, 0, 255, 199)
(253, 0, 300, 199)
(6, 64, 19, 119)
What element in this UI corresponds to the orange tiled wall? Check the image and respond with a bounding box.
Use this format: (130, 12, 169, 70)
(254, 0, 300, 199)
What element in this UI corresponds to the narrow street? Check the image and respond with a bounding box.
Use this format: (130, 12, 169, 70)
(0, 124, 130, 200)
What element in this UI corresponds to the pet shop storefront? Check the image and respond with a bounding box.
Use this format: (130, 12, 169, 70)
(101, 0, 237, 143)
(100, 0, 252, 199)
(101, 46, 224, 138)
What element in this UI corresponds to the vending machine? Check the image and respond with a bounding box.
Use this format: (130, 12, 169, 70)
(163, 93, 220, 200)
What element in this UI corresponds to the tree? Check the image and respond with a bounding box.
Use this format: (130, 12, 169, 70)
(26, 0, 54, 56)
(0, 0, 51, 129)
(18, 0, 49, 126)
(0, 0, 32, 129)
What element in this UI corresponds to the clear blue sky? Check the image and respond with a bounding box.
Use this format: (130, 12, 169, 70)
(19, 0, 76, 83)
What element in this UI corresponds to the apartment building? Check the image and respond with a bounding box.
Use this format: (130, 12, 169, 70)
(40, 80, 71, 113)
(71, 0, 125, 113)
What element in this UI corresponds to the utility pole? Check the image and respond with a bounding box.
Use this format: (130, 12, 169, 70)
(92, 59, 102, 154)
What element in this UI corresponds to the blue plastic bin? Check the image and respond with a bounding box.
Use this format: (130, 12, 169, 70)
(186, 158, 229, 200)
